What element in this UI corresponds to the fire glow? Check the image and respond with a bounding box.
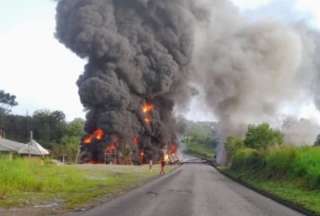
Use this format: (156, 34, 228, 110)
(83, 128, 106, 145)
(142, 102, 154, 113)
(144, 116, 152, 124)
(165, 144, 178, 163)
(83, 135, 93, 145)
(142, 101, 154, 124)
(133, 136, 140, 145)
(168, 144, 177, 155)
(94, 128, 105, 140)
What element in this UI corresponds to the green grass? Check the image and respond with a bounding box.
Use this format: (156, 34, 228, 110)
(0, 156, 175, 210)
(230, 146, 320, 189)
(226, 146, 320, 215)
(184, 142, 214, 160)
(226, 169, 320, 215)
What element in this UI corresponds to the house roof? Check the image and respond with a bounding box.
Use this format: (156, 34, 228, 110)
(0, 137, 25, 152)
(0, 137, 50, 156)
(18, 139, 50, 156)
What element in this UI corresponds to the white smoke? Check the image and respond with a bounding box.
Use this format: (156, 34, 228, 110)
(282, 117, 320, 146)
(188, 0, 320, 163)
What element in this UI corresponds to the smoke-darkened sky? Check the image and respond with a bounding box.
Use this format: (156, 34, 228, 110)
(0, 0, 319, 121)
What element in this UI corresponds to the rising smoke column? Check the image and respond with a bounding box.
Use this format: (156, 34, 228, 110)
(56, 0, 196, 162)
(282, 117, 320, 146)
(189, 0, 320, 164)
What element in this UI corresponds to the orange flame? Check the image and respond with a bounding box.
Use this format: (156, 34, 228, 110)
(83, 128, 105, 144)
(94, 128, 105, 140)
(140, 150, 145, 163)
(142, 102, 154, 113)
(144, 116, 152, 124)
(83, 134, 94, 144)
(168, 144, 178, 154)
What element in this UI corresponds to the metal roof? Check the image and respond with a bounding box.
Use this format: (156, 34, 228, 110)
(0, 138, 49, 156)
(18, 139, 50, 156)
(0, 138, 25, 152)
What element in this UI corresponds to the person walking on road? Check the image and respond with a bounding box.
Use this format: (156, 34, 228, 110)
(160, 157, 166, 175)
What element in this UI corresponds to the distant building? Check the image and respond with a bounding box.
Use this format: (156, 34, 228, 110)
(0, 137, 49, 157)
(0, 137, 25, 153)
(18, 139, 50, 156)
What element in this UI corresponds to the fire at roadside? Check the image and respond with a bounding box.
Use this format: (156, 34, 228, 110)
(79, 101, 180, 165)
(56, 0, 191, 165)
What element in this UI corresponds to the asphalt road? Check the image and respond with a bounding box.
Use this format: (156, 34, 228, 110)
(74, 163, 304, 216)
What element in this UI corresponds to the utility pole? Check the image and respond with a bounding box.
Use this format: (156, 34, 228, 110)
(29, 131, 33, 158)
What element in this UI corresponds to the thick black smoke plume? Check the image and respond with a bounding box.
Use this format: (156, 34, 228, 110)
(56, 0, 195, 162)
(57, 0, 320, 164)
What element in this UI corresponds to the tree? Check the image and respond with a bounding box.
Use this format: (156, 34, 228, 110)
(56, 118, 85, 162)
(244, 123, 283, 149)
(225, 136, 244, 160)
(32, 110, 67, 148)
(314, 134, 320, 147)
(0, 90, 18, 113)
(65, 118, 85, 137)
(0, 90, 18, 131)
(0, 107, 85, 162)
(1, 114, 31, 142)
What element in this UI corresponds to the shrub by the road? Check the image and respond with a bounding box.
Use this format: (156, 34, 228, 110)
(264, 145, 297, 178)
(231, 148, 263, 171)
(291, 147, 320, 189)
(229, 146, 320, 189)
(224, 123, 320, 214)
(244, 123, 283, 149)
(225, 123, 320, 189)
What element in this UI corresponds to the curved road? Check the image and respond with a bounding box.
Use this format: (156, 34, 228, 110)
(74, 164, 304, 216)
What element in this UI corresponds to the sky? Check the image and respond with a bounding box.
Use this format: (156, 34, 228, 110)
(0, 0, 320, 121)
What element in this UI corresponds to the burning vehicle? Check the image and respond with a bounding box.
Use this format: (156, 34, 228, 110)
(77, 100, 181, 164)
(78, 101, 181, 164)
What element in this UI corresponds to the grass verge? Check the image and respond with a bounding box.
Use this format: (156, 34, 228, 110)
(224, 169, 320, 215)
(0, 156, 176, 211)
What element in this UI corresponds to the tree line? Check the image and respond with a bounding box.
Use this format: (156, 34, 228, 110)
(0, 90, 85, 162)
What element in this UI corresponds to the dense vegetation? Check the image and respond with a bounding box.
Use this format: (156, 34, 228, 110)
(0, 89, 85, 162)
(178, 119, 217, 159)
(1, 111, 85, 162)
(224, 123, 320, 214)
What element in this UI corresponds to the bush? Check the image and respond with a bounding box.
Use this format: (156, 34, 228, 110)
(227, 124, 320, 190)
(292, 147, 320, 189)
(225, 136, 244, 162)
(230, 145, 320, 190)
(244, 123, 283, 149)
(264, 145, 297, 178)
(231, 148, 264, 171)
